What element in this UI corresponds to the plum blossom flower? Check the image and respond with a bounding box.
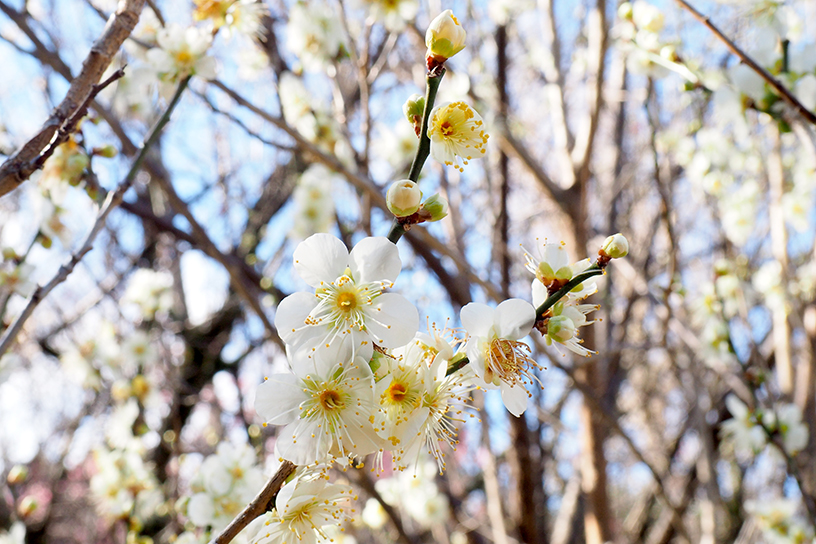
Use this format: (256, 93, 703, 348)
(359, 0, 418, 31)
(147, 24, 216, 83)
(425, 10, 466, 62)
(461, 299, 541, 416)
(286, 2, 344, 72)
(542, 302, 598, 358)
(274, 234, 418, 362)
(722, 394, 767, 458)
(254, 346, 380, 465)
(0, 262, 36, 298)
(773, 403, 809, 455)
(375, 327, 475, 472)
(251, 466, 355, 544)
(427, 102, 488, 172)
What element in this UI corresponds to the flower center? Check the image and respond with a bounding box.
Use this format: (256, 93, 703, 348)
(319, 389, 345, 411)
(484, 337, 541, 389)
(386, 382, 407, 403)
(440, 121, 455, 137)
(336, 291, 357, 311)
(175, 50, 193, 65)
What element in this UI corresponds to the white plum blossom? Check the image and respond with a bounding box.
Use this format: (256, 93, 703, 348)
(290, 164, 336, 240)
(185, 442, 264, 532)
(543, 301, 598, 358)
(122, 269, 175, 320)
(286, 2, 345, 72)
(358, 0, 418, 31)
(0, 262, 36, 298)
(250, 466, 355, 544)
(427, 102, 489, 172)
(147, 24, 216, 83)
(274, 233, 418, 362)
(90, 447, 162, 522)
(745, 498, 814, 544)
(722, 394, 767, 459)
(461, 299, 541, 416)
(375, 328, 475, 471)
(773, 403, 809, 455)
(254, 346, 380, 465)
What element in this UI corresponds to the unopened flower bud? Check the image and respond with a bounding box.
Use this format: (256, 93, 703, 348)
(95, 144, 119, 158)
(7, 465, 28, 485)
(387, 180, 422, 217)
(420, 193, 449, 222)
(425, 10, 467, 63)
(547, 315, 576, 343)
(2, 247, 18, 260)
(618, 2, 633, 20)
(17, 496, 38, 518)
(601, 233, 629, 259)
(403, 94, 425, 125)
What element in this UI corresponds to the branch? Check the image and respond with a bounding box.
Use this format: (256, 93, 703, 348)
(0, 77, 190, 357)
(673, 0, 816, 126)
(210, 461, 297, 544)
(0, 0, 146, 198)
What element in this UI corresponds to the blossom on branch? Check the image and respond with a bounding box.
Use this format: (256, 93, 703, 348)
(427, 102, 488, 172)
(461, 299, 541, 416)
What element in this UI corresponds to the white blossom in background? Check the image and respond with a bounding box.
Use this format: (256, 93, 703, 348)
(773, 403, 809, 455)
(427, 102, 489, 172)
(185, 442, 264, 532)
(274, 233, 418, 362)
(0, 522, 25, 544)
(287, 2, 345, 72)
(361, 498, 387, 530)
(753, 260, 786, 311)
(254, 346, 381, 465)
(357, 0, 418, 31)
(40, 139, 88, 198)
(34, 196, 73, 248)
(290, 164, 336, 240)
(250, 465, 355, 544)
(373, 121, 419, 171)
(719, 180, 759, 246)
(461, 299, 540, 416)
(147, 24, 216, 83)
(121, 268, 175, 320)
(0, 262, 36, 298)
(226, 1, 269, 39)
(375, 459, 448, 527)
(745, 498, 814, 544)
(90, 447, 163, 522)
(722, 394, 767, 459)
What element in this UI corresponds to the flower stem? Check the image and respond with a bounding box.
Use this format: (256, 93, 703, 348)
(445, 262, 605, 377)
(386, 70, 445, 244)
(535, 263, 604, 316)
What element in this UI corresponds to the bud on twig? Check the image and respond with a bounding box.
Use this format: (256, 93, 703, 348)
(425, 10, 466, 69)
(387, 180, 423, 217)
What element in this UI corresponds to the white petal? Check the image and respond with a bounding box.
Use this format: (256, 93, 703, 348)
(501, 384, 529, 417)
(293, 233, 349, 287)
(365, 293, 419, 348)
(494, 299, 535, 340)
(531, 279, 547, 308)
(254, 373, 303, 424)
(187, 493, 216, 527)
(275, 291, 320, 348)
(277, 418, 322, 465)
(460, 302, 494, 339)
(348, 237, 402, 284)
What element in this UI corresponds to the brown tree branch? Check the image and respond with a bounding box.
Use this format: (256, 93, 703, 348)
(0, 0, 146, 198)
(210, 461, 297, 544)
(673, 0, 816, 125)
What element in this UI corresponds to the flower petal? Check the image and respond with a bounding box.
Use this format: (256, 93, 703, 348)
(275, 291, 321, 349)
(501, 384, 529, 417)
(254, 373, 303, 425)
(348, 237, 402, 284)
(364, 293, 419, 348)
(293, 233, 349, 287)
(494, 299, 535, 340)
(460, 302, 494, 339)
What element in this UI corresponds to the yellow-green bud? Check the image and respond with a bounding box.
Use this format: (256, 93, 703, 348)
(403, 94, 425, 124)
(420, 193, 448, 222)
(425, 10, 467, 62)
(95, 144, 119, 158)
(601, 233, 629, 259)
(18, 496, 38, 518)
(2, 247, 18, 260)
(7, 465, 29, 485)
(387, 180, 422, 217)
(618, 2, 633, 20)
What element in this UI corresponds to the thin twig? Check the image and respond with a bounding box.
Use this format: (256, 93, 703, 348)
(0, 77, 190, 357)
(0, 0, 146, 197)
(210, 461, 297, 544)
(673, 0, 816, 125)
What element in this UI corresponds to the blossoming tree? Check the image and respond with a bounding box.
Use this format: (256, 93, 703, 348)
(1, 1, 816, 544)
